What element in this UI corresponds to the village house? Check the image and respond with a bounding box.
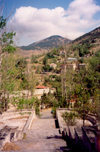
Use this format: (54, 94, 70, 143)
(61, 57, 78, 71)
(34, 85, 55, 99)
(78, 63, 86, 70)
(50, 63, 57, 69)
(8, 86, 55, 99)
(67, 57, 78, 70)
(61, 57, 86, 71)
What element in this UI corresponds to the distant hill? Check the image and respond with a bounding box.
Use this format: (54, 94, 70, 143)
(21, 35, 71, 50)
(71, 26, 100, 55)
(61, 26, 100, 58)
(73, 26, 100, 46)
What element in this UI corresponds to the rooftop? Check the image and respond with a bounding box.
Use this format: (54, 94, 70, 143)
(36, 85, 48, 89)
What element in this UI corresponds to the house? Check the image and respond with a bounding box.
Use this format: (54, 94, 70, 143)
(66, 63, 77, 70)
(61, 62, 77, 71)
(67, 57, 77, 62)
(61, 57, 87, 71)
(50, 63, 57, 69)
(34, 85, 55, 99)
(78, 63, 86, 70)
(67, 96, 77, 107)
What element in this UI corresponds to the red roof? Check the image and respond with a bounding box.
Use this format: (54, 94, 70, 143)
(36, 85, 48, 89)
(67, 99, 76, 103)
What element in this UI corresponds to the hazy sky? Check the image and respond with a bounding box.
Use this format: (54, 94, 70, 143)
(1, 0, 100, 46)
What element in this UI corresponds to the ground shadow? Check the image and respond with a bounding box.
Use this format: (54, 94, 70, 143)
(46, 135, 62, 139)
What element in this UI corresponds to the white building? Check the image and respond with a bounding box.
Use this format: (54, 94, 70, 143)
(34, 85, 55, 99)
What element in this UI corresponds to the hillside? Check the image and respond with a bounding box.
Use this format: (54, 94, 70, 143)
(68, 26, 100, 57)
(19, 26, 100, 57)
(21, 35, 71, 50)
(73, 26, 100, 44)
(73, 26, 100, 52)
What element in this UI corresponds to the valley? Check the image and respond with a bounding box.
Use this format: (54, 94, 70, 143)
(0, 14, 100, 151)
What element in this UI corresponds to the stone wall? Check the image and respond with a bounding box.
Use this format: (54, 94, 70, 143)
(56, 108, 99, 152)
(0, 109, 36, 149)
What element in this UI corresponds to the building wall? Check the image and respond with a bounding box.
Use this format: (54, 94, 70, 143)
(8, 88, 55, 99)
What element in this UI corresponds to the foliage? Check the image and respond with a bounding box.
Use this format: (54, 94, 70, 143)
(36, 66, 42, 74)
(0, 54, 20, 92)
(62, 111, 78, 126)
(17, 98, 33, 110)
(12, 96, 39, 110)
(42, 64, 53, 72)
(90, 89, 100, 120)
(43, 74, 68, 108)
(2, 44, 16, 53)
(51, 107, 57, 118)
(70, 51, 100, 123)
(46, 48, 59, 59)
(43, 57, 48, 65)
(15, 58, 28, 89)
(89, 50, 100, 72)
(0, 95, 9, 112)
(41, 92, 58, 108)
(72, 43, 91, 57)
(34, 98, 40, 115)
(0, 16, 17, 92)
(0, 53, 37, 112)
(0, 16, 16, 53)
(0, 54, 35, 93)
(26, 71, 36, 95)
(76, 102, 90, 126)
(11, 95, 40, 115)
(16, 58, 27, 69)
(0, 16, 6, 30)
(0, 16, 17, 112)
(31, 55, 38, 63)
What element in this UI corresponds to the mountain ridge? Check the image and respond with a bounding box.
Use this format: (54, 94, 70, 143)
(21, 35, 71, 50)
(73, 26, 100, 44)
(20, 26, 100, 53)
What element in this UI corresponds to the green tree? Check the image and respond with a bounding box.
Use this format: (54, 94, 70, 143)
(0, 16, 16, 54)
(43, 57, 48, 65)
(27, 70, 37, 97)
(62, 111, 77, 126)
(0, 54, 20, 111)
(15, 58, 28, 90)
(41, 92, 57, 108)
(31, 55, 38, 63)
(0, 16, 16, 112)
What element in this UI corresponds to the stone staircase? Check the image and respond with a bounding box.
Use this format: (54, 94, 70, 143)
(14, 109, 66, 152)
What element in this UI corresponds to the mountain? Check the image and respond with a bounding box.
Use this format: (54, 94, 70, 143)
(21, 35, 71, 50)
(71, 26, 100, 55)
(73, 26, 100, 45)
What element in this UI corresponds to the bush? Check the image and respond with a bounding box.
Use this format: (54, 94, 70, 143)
(62, 111, 77, 126)
(12, 97, 36, 110)
(34, 99, 40, 116)
(51, 107, 57, 118)
(31, 55, 38, 63)
(43, 64, 53, 72)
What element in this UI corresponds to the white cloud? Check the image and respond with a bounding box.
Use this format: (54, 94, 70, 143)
(8, 0, 100, 46)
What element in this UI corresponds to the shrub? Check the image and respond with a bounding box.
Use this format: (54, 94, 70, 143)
(62, 111, 77, 126)
(51, 107, 57, 118)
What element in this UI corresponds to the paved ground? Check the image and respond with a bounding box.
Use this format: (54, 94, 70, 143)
(15, 109, 66, 152)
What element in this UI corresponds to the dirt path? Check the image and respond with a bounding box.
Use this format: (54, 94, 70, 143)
(15, 109, 66, 152)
